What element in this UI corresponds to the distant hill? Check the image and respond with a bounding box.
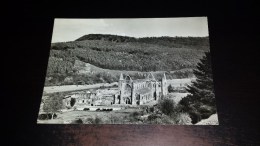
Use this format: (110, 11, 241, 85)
(45, 34, 210, 86)
(75, 34, 209, 50)
(75, 34, 136, 42)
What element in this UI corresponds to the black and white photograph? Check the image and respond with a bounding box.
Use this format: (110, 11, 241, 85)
(37, 17, 218, 125)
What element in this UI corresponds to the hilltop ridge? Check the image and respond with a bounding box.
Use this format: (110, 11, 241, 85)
(75, 34, 209, 50)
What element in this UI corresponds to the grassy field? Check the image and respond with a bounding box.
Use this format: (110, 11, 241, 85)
(38, 107, 143, 124)
(167, 78, 195, 87)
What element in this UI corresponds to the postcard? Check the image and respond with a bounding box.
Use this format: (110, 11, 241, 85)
(38, 17, 218, 125)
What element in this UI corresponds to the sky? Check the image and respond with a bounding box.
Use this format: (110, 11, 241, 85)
(51, 17, 209, 43)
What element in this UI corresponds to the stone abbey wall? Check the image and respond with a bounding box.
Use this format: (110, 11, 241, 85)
(62, 89, 118, 108)
(118, 73, 168, 105)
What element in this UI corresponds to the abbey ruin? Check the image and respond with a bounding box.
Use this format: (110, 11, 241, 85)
(116, 73, 168, 105)
(62, 73, 168, 108)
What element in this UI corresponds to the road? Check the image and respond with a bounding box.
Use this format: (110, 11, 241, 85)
(43, 82, 118, 94)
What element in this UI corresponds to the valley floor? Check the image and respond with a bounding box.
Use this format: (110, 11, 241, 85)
(43, 78, 195, 94)
(39, 78, 196, 124)
(37, 92, 189, 124)
(43, 82, 118, 94)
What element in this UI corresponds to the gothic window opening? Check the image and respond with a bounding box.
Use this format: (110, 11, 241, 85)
(124, 84, 132, 96)
(125, 76, 132, 84)
(126, 97, 131, 104)
(154, 92, 157, 100)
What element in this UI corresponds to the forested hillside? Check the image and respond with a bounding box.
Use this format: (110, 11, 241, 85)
(75, 34, 209, 50)
(45, 34, 210, 86)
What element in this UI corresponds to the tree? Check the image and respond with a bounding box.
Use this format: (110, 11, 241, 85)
(168, 84, 175, 93)
(43, 93, 63, 119)
(179, 52, 216, 123)
(185, 51, 215, 106)
(158, 98, 176, 116)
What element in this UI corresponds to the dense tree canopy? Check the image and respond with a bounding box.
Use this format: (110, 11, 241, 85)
(45, 34, 210, 86)
(48, 35, 209, 73)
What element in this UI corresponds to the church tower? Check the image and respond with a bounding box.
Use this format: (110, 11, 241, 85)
(161, 73, 168, 97)
(119, 73, 124, 104)
(119, 73, 124, 89)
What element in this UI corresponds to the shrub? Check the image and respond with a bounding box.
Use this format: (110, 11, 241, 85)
(148, 114, 160, 121)
(102, 108, 113, 111)
(179, 96, 193, 112)
(145, 114, 160, 124)
(94, 117, 102, 124)
(148, 117, 163, 124)
(189, 111, 201, 124)
(146, 114, 175, 124)
(197, 105, 216, 119)
(129, 111, 142, 123)
(38, 113, 57, 120)
(53, 114, 57, 119)
(158, 98, 176, 116)
(38, 114, 48, 120)
(176, 113, 192, 125)
(160, 115, 175, 124)
(86, 118, 94, 124)
(168, 84, 175, 93)
(149, 107, 155, 113)
(83, 108, 90, 111)
(112, 84, 118, 88)
(85, 117, 103, 124)
(109, 115, 122, 124)
(132, 111, 140, 117)
(71, 118, 83, 124)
